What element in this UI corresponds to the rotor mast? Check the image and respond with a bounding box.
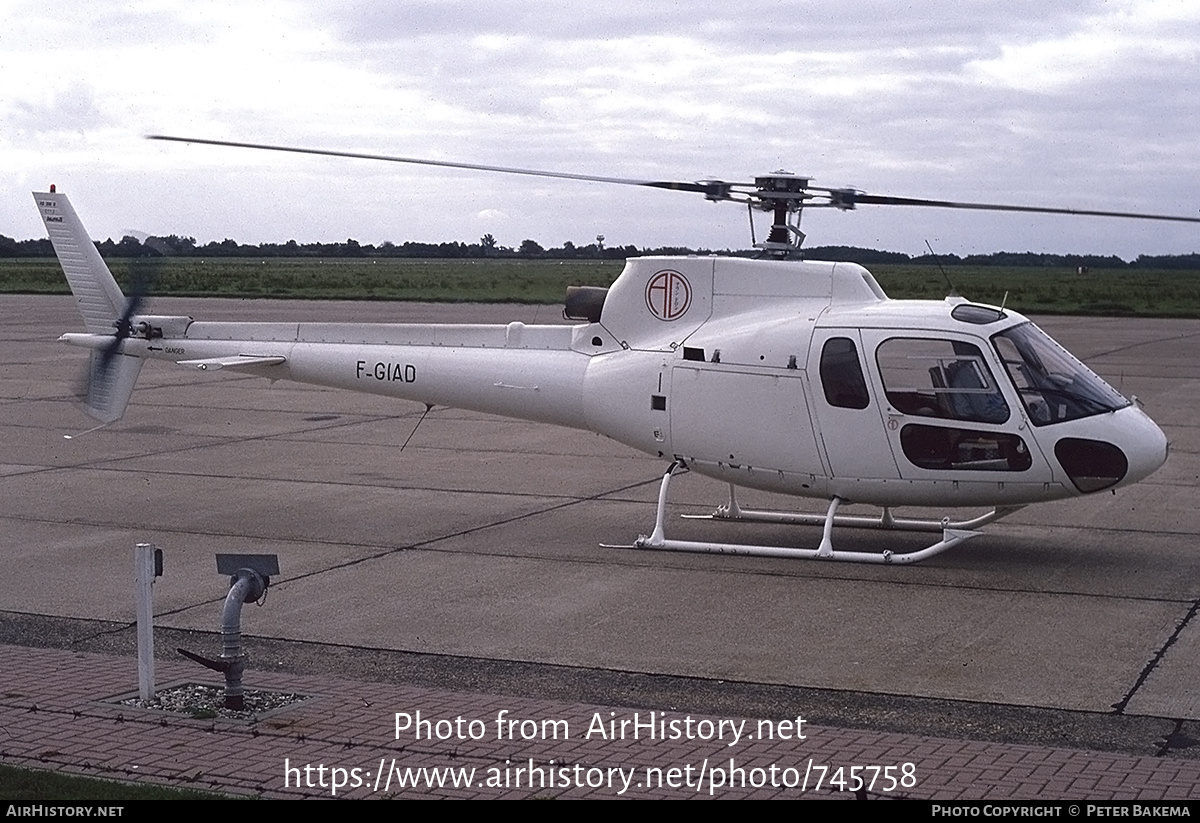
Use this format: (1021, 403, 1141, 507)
(752, 172, 813, 257)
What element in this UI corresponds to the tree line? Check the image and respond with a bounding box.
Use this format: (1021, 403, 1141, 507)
(1, 233, 1196, 268)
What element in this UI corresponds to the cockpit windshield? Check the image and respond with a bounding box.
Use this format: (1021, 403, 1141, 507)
(991, 323, 1129, 426)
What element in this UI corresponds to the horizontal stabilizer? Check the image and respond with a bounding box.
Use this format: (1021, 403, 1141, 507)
(84, 351, 145, 423)
(178, 355, 286, 371)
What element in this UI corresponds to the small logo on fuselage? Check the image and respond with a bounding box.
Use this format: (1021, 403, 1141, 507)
(645, 269, 691, 321)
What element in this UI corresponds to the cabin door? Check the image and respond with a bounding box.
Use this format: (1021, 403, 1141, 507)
(807, 329, 901, 481)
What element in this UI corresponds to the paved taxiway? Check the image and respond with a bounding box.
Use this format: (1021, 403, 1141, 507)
(2, 295, 1199, 774)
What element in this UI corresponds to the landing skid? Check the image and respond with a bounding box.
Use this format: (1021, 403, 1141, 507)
(609, 461, 1023, 565)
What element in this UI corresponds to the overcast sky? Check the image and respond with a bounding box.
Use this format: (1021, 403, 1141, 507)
(3, 0, 1198, 258)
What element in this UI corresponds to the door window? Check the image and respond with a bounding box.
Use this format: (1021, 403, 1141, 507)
(900, 424, 1032, 472)
(876, 338, 1009, 424)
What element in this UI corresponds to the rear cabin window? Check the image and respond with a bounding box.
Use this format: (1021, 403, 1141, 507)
(820, 337, 870, 409)
(875, 338, 1009, 424)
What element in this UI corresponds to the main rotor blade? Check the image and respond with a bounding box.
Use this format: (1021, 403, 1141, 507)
(147, 135, 729, 195)
(149, 135, 1198, 223)
(840, 191, 1200, 224)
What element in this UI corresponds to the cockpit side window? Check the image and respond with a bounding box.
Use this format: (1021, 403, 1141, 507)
(876, 338, 1009, 424)
(820, 337, 870, 409)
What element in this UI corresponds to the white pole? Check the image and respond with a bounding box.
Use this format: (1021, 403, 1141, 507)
(135, 543, 157, 701)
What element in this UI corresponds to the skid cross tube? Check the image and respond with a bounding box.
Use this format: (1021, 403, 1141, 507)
(630, 465, 992, 564)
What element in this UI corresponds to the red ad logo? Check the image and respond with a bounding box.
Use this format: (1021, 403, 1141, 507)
(645, 270, 692, 321)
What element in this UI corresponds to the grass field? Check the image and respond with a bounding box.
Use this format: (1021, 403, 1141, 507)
(3, 257, 1199, 317)
(0, 762, 233, 800)
(0, 258, 622, 305)
(869, 263, 1200, 317)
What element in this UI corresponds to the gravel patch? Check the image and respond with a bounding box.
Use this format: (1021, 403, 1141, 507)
(120, 683, 310, 721)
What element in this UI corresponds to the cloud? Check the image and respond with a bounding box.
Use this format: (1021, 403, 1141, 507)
(6, 81, 111, 137)
(3, 1, 1197, 257)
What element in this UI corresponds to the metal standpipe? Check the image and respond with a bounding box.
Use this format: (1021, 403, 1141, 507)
(178, 553, 280, 711)
(219, 567, 267, 710)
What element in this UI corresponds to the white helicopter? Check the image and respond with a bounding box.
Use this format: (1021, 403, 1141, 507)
(39, 136, 1197, 564)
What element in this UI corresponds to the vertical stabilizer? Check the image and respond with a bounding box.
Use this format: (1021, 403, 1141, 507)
(34, 190, 126, 333)
(38, 190, 145, 423)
